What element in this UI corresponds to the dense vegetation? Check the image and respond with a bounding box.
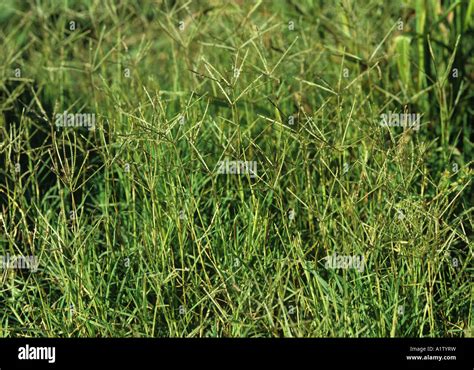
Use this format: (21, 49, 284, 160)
(0, 0, 472, 337)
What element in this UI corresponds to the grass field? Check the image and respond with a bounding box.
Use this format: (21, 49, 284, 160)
(0, 0, 472, 337)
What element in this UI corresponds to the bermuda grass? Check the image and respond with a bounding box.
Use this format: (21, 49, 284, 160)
(0, 0, 472, 337)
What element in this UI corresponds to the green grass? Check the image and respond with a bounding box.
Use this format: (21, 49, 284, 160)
(0, 0, 472, 337)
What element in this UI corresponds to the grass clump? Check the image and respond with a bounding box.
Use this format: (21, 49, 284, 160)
(0, 0, 472, 337)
